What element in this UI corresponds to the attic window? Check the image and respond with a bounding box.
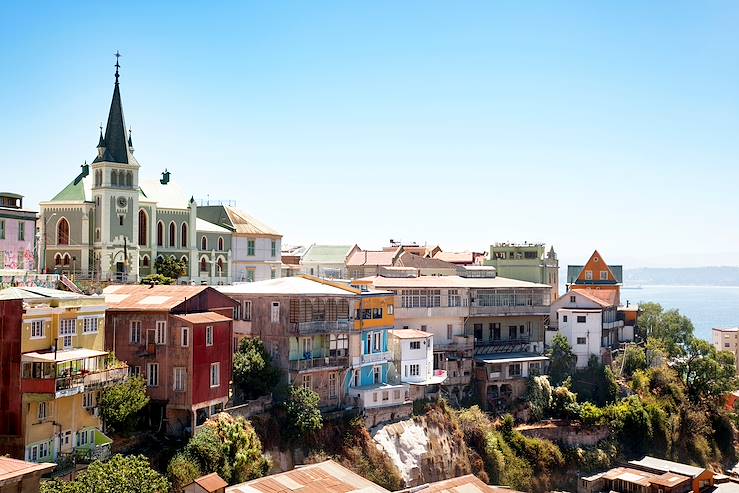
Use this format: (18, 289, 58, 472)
(594, 257, 599, 262)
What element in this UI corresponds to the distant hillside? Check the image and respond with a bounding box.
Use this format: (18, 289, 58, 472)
(624, 266, 739, 286)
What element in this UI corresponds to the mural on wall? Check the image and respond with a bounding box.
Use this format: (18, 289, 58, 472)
(0, 272, 59, 289)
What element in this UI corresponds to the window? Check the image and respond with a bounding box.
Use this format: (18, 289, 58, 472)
(247, 239, 255, 256)
(181, 327, 189, 347)
(157, 222, 164, 246)
(585, 270, 593, 280)
(372, 308, 383, 319)
(210, 363, 220, 387)
(372, 331, 382, 351)
(200, 257, 207, 272)
(206, 326, 213, 346)
(410, 341, 421, 350)
(38, 401, 48, 421)
(409, 364, 420, 377)
(576, 315, 587, 323)
(83, 391, 94, 409)
(271, 268, 276, 279)
(563, 315, 568, 323)
(726, 343, 731, 348)
(82, 317, 99, 334)
(372, 392, 378, 402)
(447, 324, 453, 340)
(118, 215, 124, 226)
(302, 374, 312, 389)
(130, 321, 141, 344)
(569, 295, 576, 303)
(246, 269, 255, 282)
(201, 236, 207, 250)
(382, 391, 389, 401)
(29, 441, 51, 462)
(76, 430, 90, 447)
(388, 304, 394, 315)
(174, 367, 186, 391)
(400, 289, 441, 308)
(129, 366, 141, 378)
(448, 289, 461, 307)
(508, 364, 522, 377)
(31, 320, 44, 339)
(181, 223, 188, 247)
(242, 301, 252, 321)
(373, 366, 381, 384)
(577, 337, 587, 345)
(60, 319, 76, 336)
(169, 222, 176, 247)
(218, 236, 225, 251)
(155, 320, 166, 345)
(147, 363, 159, 387)
(599, 270, 608, 280)
(138, 210, 147, 245)
(57, 218, 70, 245)
(18, 221, 25, 241)
(0, 220, 4, 239)
(63, 253, 71, 266)
(271, 240, 277, 257)
(271, 302, 280, 323)
(329, 372, 337, 399)
(216, 258, 224, 276)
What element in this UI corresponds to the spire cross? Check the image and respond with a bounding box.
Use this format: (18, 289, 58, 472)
(114, 50, 121, 83)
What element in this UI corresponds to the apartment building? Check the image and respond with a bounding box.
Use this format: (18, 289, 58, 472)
(357, 271, 551, 404)
(103, 285, 236, 436)
(713, 327, 739, 372)
(300, 244, 359, 279)
(0, 192, 36, 272)
(0, 287, 126, 463)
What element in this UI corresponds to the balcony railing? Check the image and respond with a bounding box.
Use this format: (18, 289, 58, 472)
(361, 351, 391, 364)
(602, 320, 624, 330)
(22, 365, 128, 398)
(288, 355, 350, 371)
(295, 319, 352, 334)
(469, 304, 550, 316)
(83, 367, 129, 389)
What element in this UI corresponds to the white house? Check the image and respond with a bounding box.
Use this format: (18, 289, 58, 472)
(388, 329, 446, 402)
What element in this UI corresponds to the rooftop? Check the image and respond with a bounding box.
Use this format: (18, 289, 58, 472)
(226, 460, 390, 493)
(103, 284, 210, 311)
(196, 217, 231, 234)
(302, 245, 356, 264)
(0, 456, 56, 483)
(216, 276, 358, 296)
(389, 329, 433, 339)
(346, 249, 400, 267)
(0, 286, 101, 302)
(413, 474, 521, 493)
(628, 456, 707, 479)
(22, 348, 108, 364)
(172, 311, 231, 324)
(190, 473, 228, 492)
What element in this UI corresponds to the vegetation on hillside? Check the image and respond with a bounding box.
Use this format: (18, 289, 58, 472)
(41, 454, 170, 493)
(232, 338, 280, 402)
(100, 376, 150, 433)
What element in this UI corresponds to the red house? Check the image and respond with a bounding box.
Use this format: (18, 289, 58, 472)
(103, 285, 237, 436)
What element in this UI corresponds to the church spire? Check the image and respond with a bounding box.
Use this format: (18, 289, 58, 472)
(94, 51, 131, 165)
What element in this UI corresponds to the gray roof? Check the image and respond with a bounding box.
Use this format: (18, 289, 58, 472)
(93, 70, 138, 166)
(628, 456, 706, 478)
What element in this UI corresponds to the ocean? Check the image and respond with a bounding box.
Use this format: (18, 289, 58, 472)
(619, 285, 739, 341)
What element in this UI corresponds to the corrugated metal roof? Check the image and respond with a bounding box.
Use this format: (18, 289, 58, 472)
(628, 456, 706, 479)
(415, 474, 521, 493)
(103, 284, 209, 311)
(216, 276, 356, 296)
(0, 456, 56, 481)
(302, 245, 356, 264)
(172, 311, 231, 324)
(192, 472, 228, 491)
(389, 329, 432, 339)
(360, 275, 550, 289)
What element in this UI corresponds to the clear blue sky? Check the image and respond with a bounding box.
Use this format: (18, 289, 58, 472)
(2, 1, 739, 268)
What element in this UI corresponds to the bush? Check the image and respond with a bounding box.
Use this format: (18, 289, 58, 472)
(579, 402, 604, 426)
(621, 345, 647, 377)
(42, 454, 169, 493)
(525, 375, 552, 422)
(233, 338, 280, 402)
(140, 273, 175, 285)
(284, 386, 323, 442)
(99, 376, 149, 432)
(167, 453, 202, 493)
(549, 386, 580, 420)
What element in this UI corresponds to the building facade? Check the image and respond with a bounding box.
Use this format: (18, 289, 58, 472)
(0, 193, 37, 272)
(300, 244, 359, 279)
(103, 285, 236, 436)
(712, 327, 739, 372)
(38, 59, 235, 284)
(484, 243, 559, 300)
(0, 287, 126, 464)
(197, 205, 282, 283)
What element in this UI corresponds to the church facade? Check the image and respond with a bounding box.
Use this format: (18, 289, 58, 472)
(38, 60, 237, 284)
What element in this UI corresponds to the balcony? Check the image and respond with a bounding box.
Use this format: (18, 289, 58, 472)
(295, 319, 352, 334)
(361, 351, 391, 364)
(83, 367, 129, 389)
(602, 320, 624, 330)
(288, 355, 350, 371)
(469, 304, 549, 317)
(435, 335, 475, 352)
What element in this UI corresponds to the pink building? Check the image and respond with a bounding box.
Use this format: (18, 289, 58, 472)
(0, 193, 37, 271)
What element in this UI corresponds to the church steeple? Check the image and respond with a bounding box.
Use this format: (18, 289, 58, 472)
(94, 51, 133, 165)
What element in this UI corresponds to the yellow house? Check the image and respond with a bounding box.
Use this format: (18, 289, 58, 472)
(0, 287, 127, 464)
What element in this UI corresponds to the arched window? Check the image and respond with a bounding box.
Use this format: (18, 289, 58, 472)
(218, 236, 224, 251)
(111, 170, 118, 187)
(157, 221, 164, 247)
(142, 255, 150, 267)
(57, 218, 70, 245)
(94, 170, 101, 186)
(126, 171, 133, 187)
(169, 222, 176, 247)
(216, 257, 224, 276)
(199, 257, 207, 272)
(201, 236, 207, 251)
(62, 254, 71, 266)
(138, 210, 147, 246)
(54, 253, 62, 266)
(181, 223, 188, 248)
(181, 256, 188, 268)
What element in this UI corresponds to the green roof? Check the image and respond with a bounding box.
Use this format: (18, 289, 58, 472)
(302, 245, 354, 263)
(50, 174, 90, 202)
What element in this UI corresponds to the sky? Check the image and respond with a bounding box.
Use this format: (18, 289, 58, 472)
(2, 1, 739, 269)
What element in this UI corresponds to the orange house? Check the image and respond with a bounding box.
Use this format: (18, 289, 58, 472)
(566, 250, 622, 306)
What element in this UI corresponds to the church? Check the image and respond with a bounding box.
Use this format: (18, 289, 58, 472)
(39, 57, 282, 284)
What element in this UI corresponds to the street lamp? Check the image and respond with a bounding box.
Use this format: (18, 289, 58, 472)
(42, 213, 57, 274)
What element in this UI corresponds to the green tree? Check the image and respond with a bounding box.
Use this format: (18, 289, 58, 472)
(572, 356, 618, 406)
(638, 302, 694, 357)
(168, 413, 269, 487)
(621, 345, 647, 377)
(41, 454, 169, 493)
(99, 376, 149, 432)
(233, 338, 281, 402)
(284, 386, 323, 441)
(547, 334, 577, 386)
(549, 386, 580, 419)
(676, 337, 738, 403)
(525, 375, 552, 421)
(154, 256, 186, 281)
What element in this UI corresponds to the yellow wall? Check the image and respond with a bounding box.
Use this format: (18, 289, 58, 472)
(354, 294, 395, 330)
(25, 393, 101, 447)
(21, 302, 106, 353)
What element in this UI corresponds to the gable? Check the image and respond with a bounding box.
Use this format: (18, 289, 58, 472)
(568, 250, 623, 284)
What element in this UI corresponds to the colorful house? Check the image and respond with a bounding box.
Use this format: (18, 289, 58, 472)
(103, 285, 237, 436)
(484, 243, 559, 301)
(0, 192, 37, 272)
(0, 287, 126, 464)
(566, 250, 622, 304)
